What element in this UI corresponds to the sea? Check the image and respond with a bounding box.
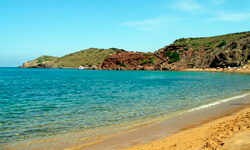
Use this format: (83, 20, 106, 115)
(0, 68, 250, 149)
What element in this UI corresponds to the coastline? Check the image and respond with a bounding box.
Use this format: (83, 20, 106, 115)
(2, 93, 249, 150)
(17, 66, 250, 74)
(181, 68, 250, 73)
(124, 107, 250, 150)
(77, 93, 250, 150)
(2, 94, 250, 150)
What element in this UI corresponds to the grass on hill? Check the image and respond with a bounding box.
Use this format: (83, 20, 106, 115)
(53, 48, 121, 67)
(36, 55, 59, 64)
(172, 31, 250, 52)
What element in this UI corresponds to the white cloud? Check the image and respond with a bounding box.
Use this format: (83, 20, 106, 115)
(120, 17, 171, 30)
(172, 0, 203, 11)
(210, 13, 250, 21)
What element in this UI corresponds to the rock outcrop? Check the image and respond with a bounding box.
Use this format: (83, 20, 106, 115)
(153, 33, 250, 70)
(102, 51, 159, 70)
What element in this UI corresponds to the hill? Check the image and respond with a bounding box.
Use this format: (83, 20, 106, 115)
(153, 31, 250, 70)
(52, 48, 125, 68)
(20, 31, 250, 70)
(20, 48, 124, 68)
(20, 55, 59, 68)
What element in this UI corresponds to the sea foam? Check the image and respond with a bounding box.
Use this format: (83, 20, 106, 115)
(187, 93, 249, 112)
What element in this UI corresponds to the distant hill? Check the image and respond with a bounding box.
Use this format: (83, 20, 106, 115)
(20, 48, 125, 68)
(21, 55, 59, 68)
(52, 48, 125, 68)
(20, 31, 250, 70)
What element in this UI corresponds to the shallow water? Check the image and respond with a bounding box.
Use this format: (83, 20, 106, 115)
(0, 68, 250, 147)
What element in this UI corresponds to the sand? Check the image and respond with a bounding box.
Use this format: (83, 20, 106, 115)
(182, 68, 250, 73)
(124, 107, 250, 150)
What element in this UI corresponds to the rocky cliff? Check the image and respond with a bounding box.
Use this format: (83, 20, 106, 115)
(102, 51, 160, 70)
(153, 31, 250, 70)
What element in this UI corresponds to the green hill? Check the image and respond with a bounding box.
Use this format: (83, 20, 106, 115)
(20, 48, 124, 68)
(53, 48, 122, 68)
(21, 55, 59, 68)
(171, 31, 250, 52)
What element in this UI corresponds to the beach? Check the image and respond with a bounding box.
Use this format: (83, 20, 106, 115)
(182, 68, 250, 73)
(124, 107, 250, 150)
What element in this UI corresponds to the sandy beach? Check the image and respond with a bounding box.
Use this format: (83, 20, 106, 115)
(124, 107, 250, 150)
(182, 68, 250, 73)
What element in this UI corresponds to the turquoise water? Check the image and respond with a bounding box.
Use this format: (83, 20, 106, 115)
(0, 68, 250, 146)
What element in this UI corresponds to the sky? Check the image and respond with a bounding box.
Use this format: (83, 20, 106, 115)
(0, 0, 250, 67)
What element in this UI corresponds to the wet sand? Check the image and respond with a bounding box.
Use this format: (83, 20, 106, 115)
(78, 94, 250, 150)
(124, 107, 250, 150)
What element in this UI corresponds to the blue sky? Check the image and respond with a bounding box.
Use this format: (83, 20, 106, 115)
(0, 0, 249, 67)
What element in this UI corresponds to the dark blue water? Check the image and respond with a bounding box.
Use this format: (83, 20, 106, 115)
(0, 68, 250, 146)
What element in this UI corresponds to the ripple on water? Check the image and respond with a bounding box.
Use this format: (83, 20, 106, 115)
(0, 69, 250, 146)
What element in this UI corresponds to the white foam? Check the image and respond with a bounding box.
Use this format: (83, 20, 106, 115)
(187, 93, 249, 112)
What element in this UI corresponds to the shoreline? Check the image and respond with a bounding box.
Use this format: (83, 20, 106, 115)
(182, 68, 250, 73)
(124, 107, 250, 150)
(16, 67, 250, 74)
(2, 93, 249, 150)
(78, 93, 250, 150)
(1, 92, 250, 150)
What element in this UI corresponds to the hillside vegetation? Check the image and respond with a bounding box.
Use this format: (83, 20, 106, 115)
(21, 55, 59, 68)
(20, 48, 123, 68)
(171, 31, 250, 52)
(52, 48, 122, 68)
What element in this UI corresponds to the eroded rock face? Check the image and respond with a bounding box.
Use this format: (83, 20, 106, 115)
(102, 51, 158, 70)
(208, 36, 250, 67)
(154, 35, 250, 70)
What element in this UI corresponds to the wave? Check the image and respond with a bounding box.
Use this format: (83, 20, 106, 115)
(186, 93, 249, 112)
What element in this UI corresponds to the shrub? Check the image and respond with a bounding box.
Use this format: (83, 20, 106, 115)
(191, 43, 200, 47)
(110, 48, 119, 50)
(119, 63, 126, 67)
(149, 57, 155, 60)
(140, 59, 154, 65)
(168, 51, 180, 63)
(243, 44, 247, 50)
(140, 60, 148, 65)
(148, 60, 154, 64)
(165, 51, 172, 57)
(217, 41, 226, 48)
